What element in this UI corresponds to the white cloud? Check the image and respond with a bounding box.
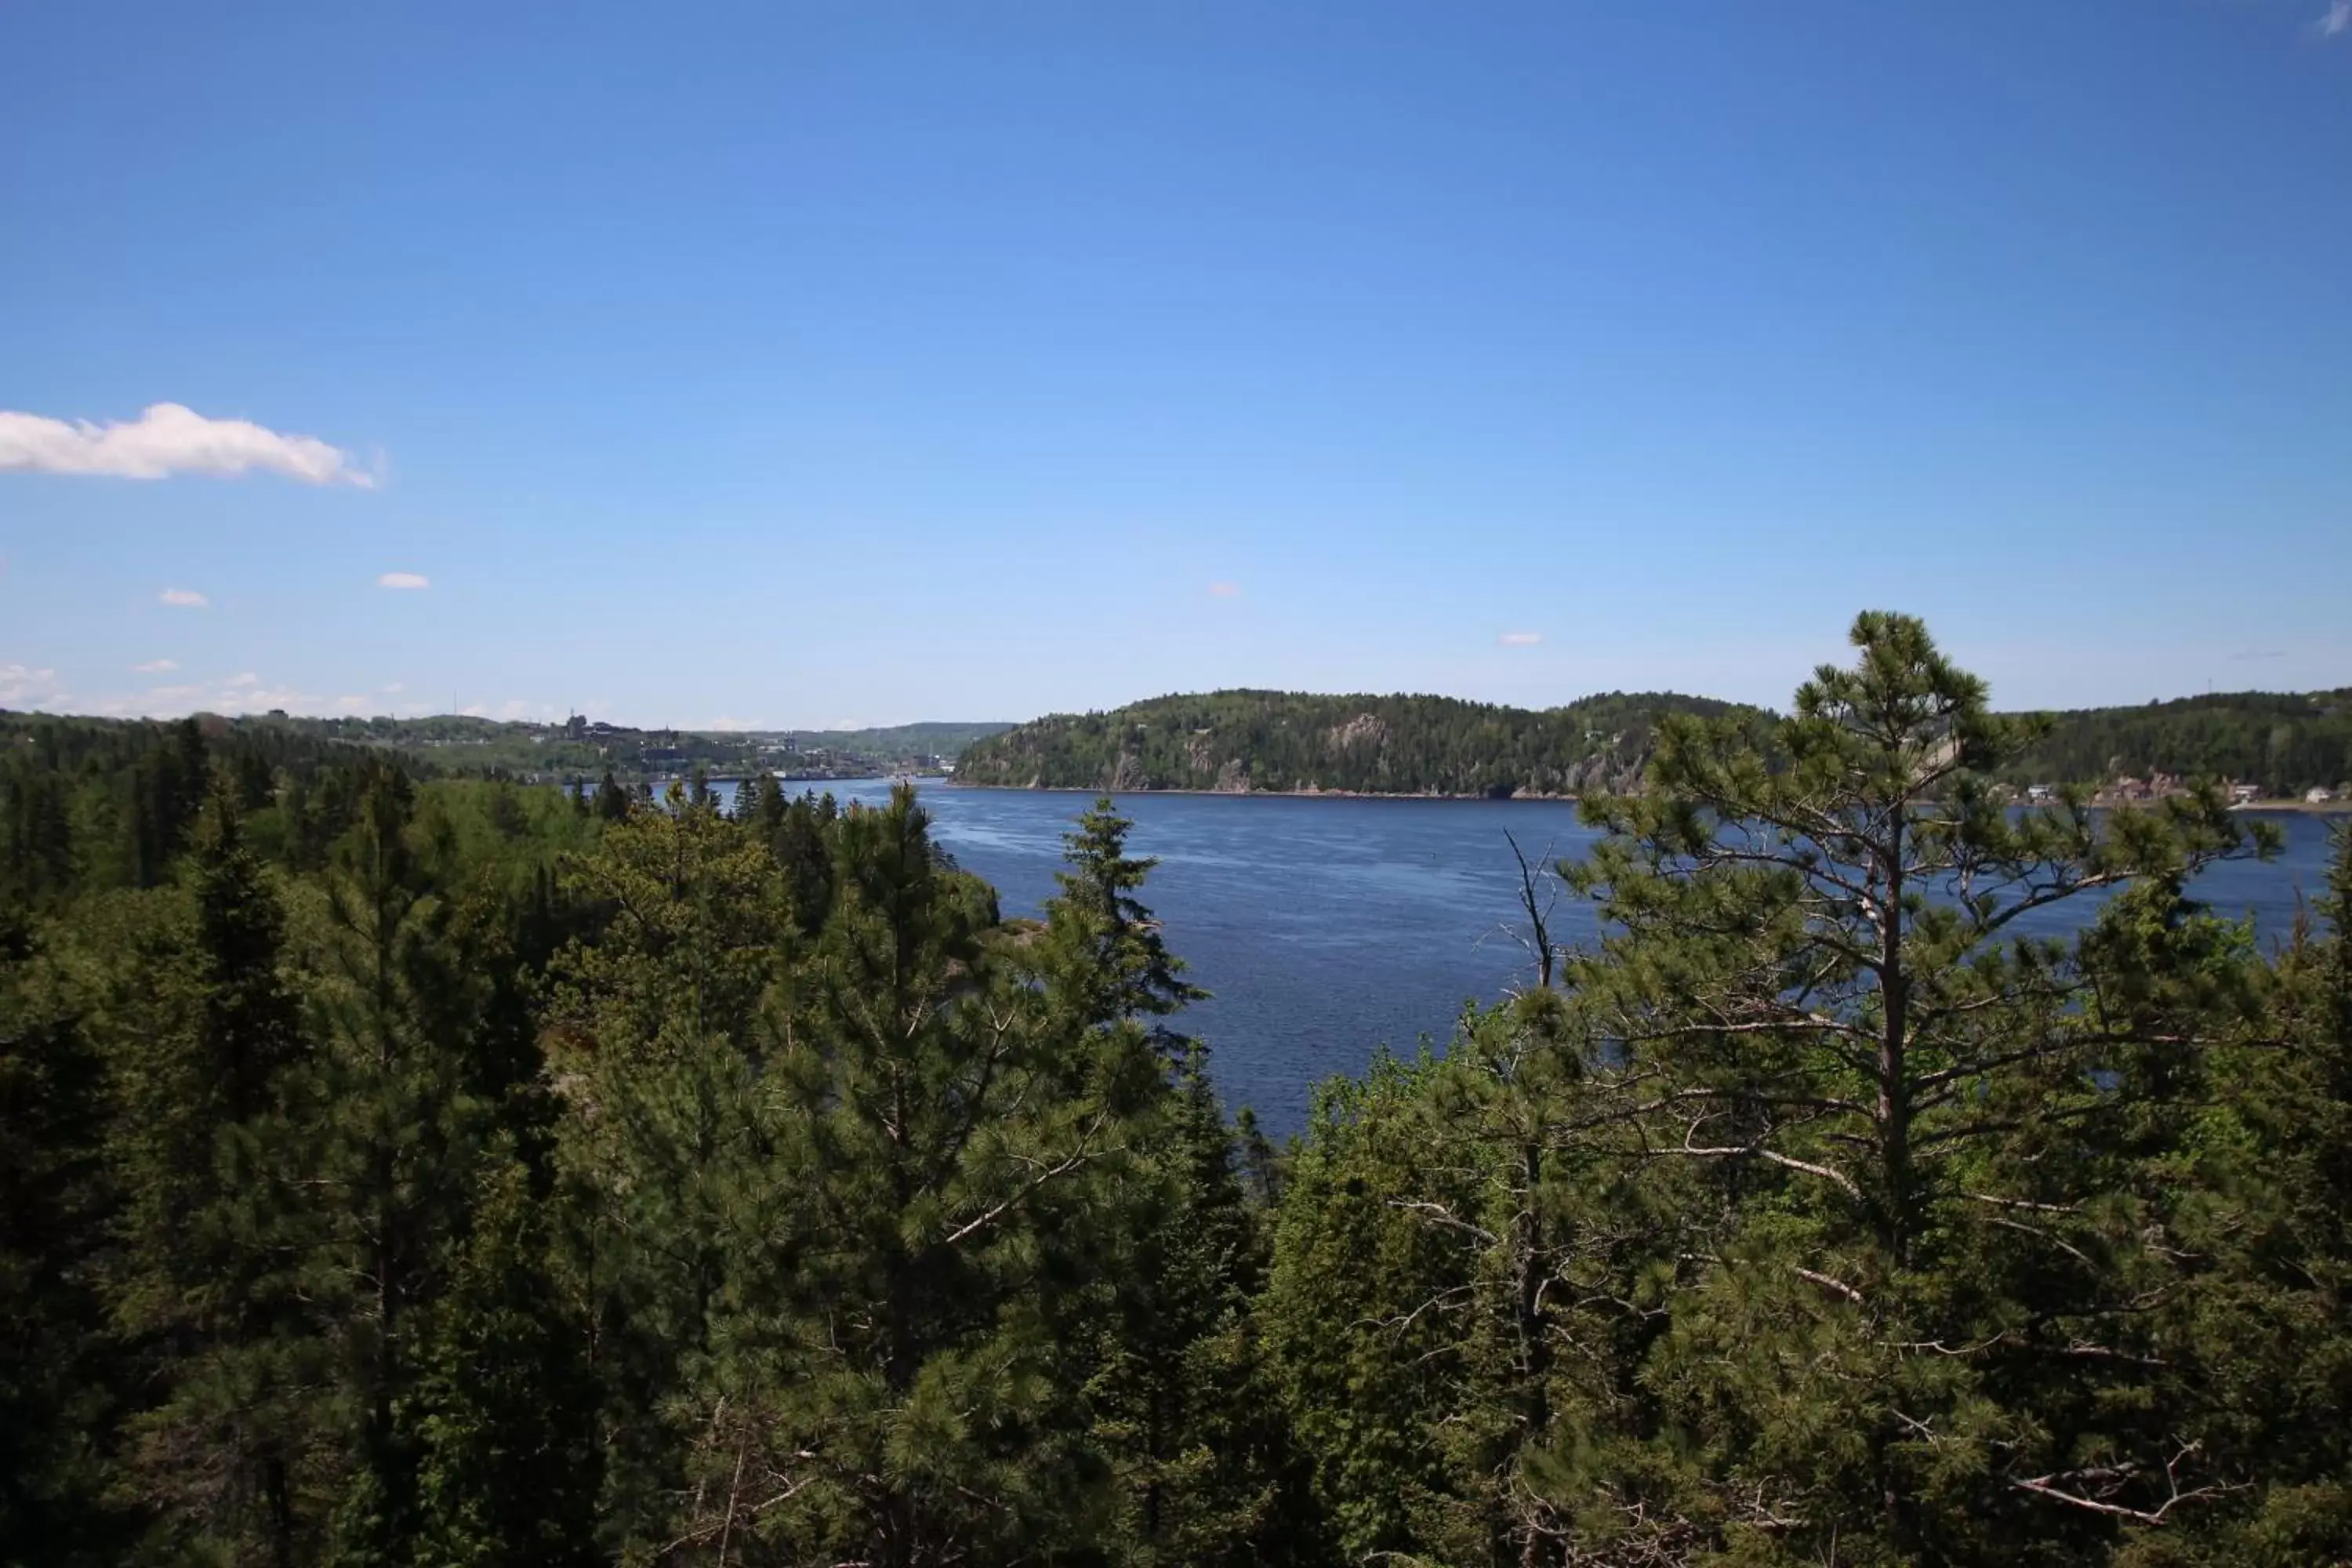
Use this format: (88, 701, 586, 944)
(2322, 1, 2351, 36)
(132, 658, 178, 673)
(1497, 631, 1544, 648)
(82, 671, 317, 718)
(337, 695, 368, 710)
(499, 698, 531, 719)
(1207, 581, 1241, 598)
(1, 663, 61, 705)
(459, 703, 487, 717)
(377, 572, 429, 590)
(382, 681, 405, 693)
(159, 587, 209, 608)
(0, 402, 375, 486)
(704, 715, 763, 731)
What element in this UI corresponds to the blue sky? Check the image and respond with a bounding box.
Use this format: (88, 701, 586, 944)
(3, 1, 2348, 728)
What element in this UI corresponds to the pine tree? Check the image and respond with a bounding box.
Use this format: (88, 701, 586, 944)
(773, 789, 836, 937)
(1555, 611, 2271, 1559)
(544, 782, 795, 1556)
(1043, 797, 1203, 1037)
(2125, 826, 2352, 1564)
(593, 771, 630, 822)
(307, 760, 482, 1565)
(666, 786, 1151, 1563)
(412, 1142, 601, 1568)
(0, 907, 124, 1566)
(105, 775, 330, 1566)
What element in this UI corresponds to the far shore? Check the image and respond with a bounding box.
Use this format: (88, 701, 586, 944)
(2226, 797, 2352, 815)
(941, 781, 1577, 802)
(943, 781, 2352, 814)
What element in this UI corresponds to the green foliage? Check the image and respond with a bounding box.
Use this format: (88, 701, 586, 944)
(2, 615, 2349, 1566)
(0, 908, 123, 1566)
(412, 1143, 601, 1567)
(2006, 688, 2352, 797)
(103, 779, 334, 1567)
(957, 688, 1774, 796)
(960, 683, 2352, 800)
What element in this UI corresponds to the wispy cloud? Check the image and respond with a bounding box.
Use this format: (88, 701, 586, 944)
(377, 572, 430, 590)
(158, 587, 209, 608)
(82, 670, 317, 719)
(0, 403, 375, 486)
(0, 663, 62, 706)
(1497, 631, 1543, 648)
(1207, 581, 1240, 598)
(2321, 0, 2351, 37)
(132, 658, 179, 673)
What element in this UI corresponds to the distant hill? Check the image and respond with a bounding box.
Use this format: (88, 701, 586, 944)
(2, 710, 1011, 787)
(2004, 688, 2352, 798)
(951, 690, 1773, 797)
(953, 684, 2352, 800)
(738, 721, 1014, 757)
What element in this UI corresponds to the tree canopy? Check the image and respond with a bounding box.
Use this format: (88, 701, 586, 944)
(2, 613, 2347, 1565)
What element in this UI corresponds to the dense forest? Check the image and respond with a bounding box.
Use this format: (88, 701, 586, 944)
(952, 690, 1773, 797)
(4, 711, 1010, 789)
(2005, 688, 2352, 797)
(4, 613, 2351, 1566)
(954, 685, 2352, 801)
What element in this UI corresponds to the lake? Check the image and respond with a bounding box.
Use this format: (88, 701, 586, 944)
(710, 780, 2343, 1134)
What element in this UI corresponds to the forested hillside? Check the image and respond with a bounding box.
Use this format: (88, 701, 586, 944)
(5, 710, 1007, 800)
(2007, 688, 2352, 796)
(754, 720, 1012, 757)
(4, 616, 2351, 1565)
(953, 689, 1773, 797)
(958, 684, 2352, 800)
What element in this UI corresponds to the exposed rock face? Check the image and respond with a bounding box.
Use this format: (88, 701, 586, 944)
(1214, 757, 1251, 793)
(1108, 752, 1149, 792)
(1327, 713, 1388, 753)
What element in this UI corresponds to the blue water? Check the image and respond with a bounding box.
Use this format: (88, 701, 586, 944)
(713, 781, 2343, 1134)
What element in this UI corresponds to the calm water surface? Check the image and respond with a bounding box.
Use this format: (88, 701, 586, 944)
(714, 781, 2342, 1134)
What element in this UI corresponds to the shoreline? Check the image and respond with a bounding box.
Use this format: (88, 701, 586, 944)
(941, 781, 1578, 803)
(2226, 798, 2352, 816)
(942, 781, 2352, 814)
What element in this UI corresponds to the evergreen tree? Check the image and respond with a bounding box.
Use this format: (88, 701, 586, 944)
(669, 786, 1148, 1563)
(773, 789, 837, 937)
(546, 782, 795, 1556)
(2121, 826, 2352, 1564)
(0, 907, 122, 1566)
(1085, 1047, 1320, 1566)
(1043, 797, 1204, 1036)
(105, 777, 330, 1566)
(593, 771, 630, 822)
(1552, 611, 2269, 1559)
(740, 772, 786, 837)
(412, 1142, 601, 1568)
(307, 760, 482, 1564)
